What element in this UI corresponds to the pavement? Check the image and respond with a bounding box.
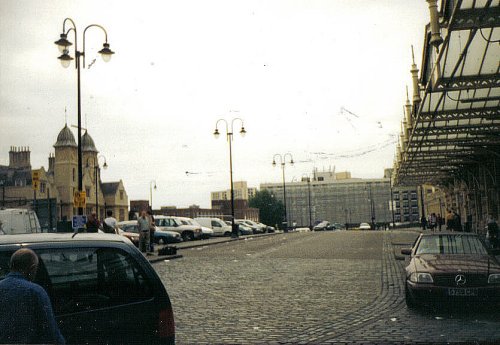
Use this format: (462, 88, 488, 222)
(147, 231, 282, 263)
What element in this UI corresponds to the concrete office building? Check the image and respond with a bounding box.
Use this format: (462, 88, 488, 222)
(261, 169, 393, 228)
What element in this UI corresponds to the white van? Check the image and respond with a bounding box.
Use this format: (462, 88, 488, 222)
(194, 217, 232, 237)
(0, 208, 41, 235)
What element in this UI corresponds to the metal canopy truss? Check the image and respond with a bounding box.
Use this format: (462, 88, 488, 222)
(395, 0, 500, 187)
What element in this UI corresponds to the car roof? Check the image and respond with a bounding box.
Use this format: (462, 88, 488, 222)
(0, 233, 129, 246)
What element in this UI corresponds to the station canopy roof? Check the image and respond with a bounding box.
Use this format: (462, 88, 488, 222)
(396, 0, 500, 186)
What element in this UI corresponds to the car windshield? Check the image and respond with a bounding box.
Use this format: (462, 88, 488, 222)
(416, 235, 488, 255)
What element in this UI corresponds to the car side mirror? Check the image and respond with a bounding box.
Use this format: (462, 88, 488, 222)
(401, 248, 412, 255)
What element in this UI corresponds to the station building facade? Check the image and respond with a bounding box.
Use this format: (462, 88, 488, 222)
(0, 125, 129, 228)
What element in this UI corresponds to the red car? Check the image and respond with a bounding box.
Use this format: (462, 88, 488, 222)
(401, 233, 500, 308)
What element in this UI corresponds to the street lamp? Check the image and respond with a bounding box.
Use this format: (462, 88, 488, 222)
(0, 180, 4, 207)
(150, 180, 157, 210)
(214, 118, 246, 238)
(86, 155, 107, 220)
(366, 183, 376, 229)
(272, 153, 294, 232)
(94, 155, 108, 219)
(302, 174, 313, 230)
(55, 18, 115, 215)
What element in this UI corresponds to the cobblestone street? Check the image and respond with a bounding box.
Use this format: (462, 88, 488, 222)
(153, 230, 500, 344)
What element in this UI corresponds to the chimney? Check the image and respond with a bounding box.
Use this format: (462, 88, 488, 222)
(48, 153, 55, 173)
(9, 146, 31, 169)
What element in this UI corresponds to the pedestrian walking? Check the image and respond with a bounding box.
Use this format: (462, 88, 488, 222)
(103, 210, 118, 234)
(137, 210, 150, 253)
(86, 212, 100, 233)
(0, 248, 65, 344)
(437, 214, 443, 231)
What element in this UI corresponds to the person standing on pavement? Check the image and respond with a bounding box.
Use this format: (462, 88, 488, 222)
(487, 215, 499, 249)
(0, 248, 65, 344)
(137, 210, 150, 253)
(147, 210, 156, 253)
(86, 212, 100, 233)
(421, 215, 427, 230)
(103, 210, 118, 234)
(446, 209, 454, 231)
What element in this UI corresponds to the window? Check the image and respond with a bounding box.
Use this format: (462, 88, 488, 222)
(14, 179, 25, 187)
(73, 168, 75, 182)
(86, 187, 91, 198)
(40, 182, 46, 194)
(119, 208, 125, 221)
(120, 190, 124, 200)
(36, 247, 154, 315)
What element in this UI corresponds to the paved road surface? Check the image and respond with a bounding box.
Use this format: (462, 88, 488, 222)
(153, 230, 500, 344)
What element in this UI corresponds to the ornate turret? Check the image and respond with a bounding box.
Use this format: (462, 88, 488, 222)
(82, 131, 98, 153)
(54, 124, 77, 148)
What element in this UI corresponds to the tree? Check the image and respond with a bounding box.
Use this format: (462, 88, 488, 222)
(249, 189, 285, 229)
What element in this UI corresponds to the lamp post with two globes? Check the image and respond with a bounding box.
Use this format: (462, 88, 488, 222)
(214, 118, 246, 238)
(54, 18, 115, 215)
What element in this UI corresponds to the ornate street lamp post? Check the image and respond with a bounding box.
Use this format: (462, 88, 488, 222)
(55, 18, 115, 215)
(214, 118, 246, 238)
(272, 153, 294, 232)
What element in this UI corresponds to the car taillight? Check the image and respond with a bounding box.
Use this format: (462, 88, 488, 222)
(158, 305, 175, 340)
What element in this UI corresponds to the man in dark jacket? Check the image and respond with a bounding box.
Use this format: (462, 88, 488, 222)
(0, 248, 65, 344)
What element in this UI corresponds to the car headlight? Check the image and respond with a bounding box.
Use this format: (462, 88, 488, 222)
(409, 272, 434, 283)
(488, 274, 500, 284)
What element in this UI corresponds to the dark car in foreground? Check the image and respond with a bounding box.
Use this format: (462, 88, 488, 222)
(0, 233, 175, 344)
(401, 233, 500, 309)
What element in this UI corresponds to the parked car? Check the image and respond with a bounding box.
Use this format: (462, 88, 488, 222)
(237, 223, 254, 235)
(0, 233, 175, 344)
(154, 215, 202, 241)
(401, 233, 500, 309)
(114, 221, 140, 247)
(313, 221, 329, 231)
(194, 217, 233, 237)
(0, 208, 41, 234)
(176, 217, 213, 239)
(359, 222, 372, 230)
(117, 221, 181, 245)
(235, 219, 266, 234)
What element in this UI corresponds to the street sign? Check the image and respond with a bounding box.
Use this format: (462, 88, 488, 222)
(73, 191, 87, 208)
(32, 171, 40, 191)
(79, 190, 86, 208)
(72, 215, 87, 230)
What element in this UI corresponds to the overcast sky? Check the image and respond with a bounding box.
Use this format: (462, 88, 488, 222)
(0, 0, 430, 208)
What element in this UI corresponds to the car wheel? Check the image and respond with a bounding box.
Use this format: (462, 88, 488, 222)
(182, 232, 194, 241)
(405, 282, 418, 309)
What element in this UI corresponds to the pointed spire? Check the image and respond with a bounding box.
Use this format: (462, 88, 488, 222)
(410, 46, 421, 104)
